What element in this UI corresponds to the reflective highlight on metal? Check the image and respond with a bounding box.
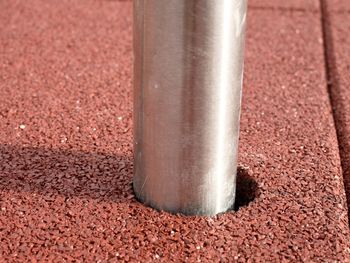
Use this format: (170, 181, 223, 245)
(133, 0, 247, 216)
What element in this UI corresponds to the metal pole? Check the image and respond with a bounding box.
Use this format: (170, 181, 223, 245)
(133, 0, 247, 216)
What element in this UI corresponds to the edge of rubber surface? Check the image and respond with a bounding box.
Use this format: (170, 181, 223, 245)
(321, 0, 350, 219)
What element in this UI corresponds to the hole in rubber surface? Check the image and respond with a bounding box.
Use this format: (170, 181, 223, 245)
(233, 166, 258, 211)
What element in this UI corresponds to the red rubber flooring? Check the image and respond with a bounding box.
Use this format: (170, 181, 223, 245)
(0, 0, 350, 261)
(322, 0, 350, 219)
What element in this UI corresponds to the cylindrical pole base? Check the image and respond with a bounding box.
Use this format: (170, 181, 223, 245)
(133, 0, 247, 216)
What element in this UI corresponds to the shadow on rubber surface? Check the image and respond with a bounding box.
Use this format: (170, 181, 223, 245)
(0, 145, 134, 202)
(0, 144, 258, 212)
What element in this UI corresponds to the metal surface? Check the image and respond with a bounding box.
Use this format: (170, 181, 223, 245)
(133, 0, 247, 216)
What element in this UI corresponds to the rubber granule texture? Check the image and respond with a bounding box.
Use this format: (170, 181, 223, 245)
(0, 0, 349, 262)
(323, 0, 350, 216)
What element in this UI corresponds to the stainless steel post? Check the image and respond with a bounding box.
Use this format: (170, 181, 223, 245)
(133, 0, 247, 215)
